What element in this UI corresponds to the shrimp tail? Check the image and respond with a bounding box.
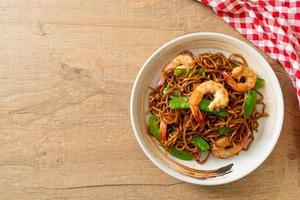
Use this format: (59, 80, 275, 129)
(223, 68, 257, 92)
(157, 76, 166, 88)
(160, 120, 167, 144)
(223, 72, 236, 87)
(190, 105, 205, 124)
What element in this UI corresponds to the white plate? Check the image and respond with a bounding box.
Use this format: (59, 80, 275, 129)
(130, 32, 284, 185)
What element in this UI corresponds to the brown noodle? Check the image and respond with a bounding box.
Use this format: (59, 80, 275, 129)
(148, 51, 268, 164)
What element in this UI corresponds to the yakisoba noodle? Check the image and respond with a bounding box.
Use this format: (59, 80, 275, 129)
(148, 51, 268, 164)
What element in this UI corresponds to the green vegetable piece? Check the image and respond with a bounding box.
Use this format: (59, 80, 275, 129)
(174, 65, 188, 76)
(193, 136, 210, 152)
(163, 87, 180, 99)
(218, 126, 232, 135)
(169, 88, 180, 99)
(173, 88, 180, 94)
(148, 115, 160, 140)
(169, 96, 190, 109)
(199, 99, 228, 117)
(199, 99, 210, 112)
(196, 68, 205, 76)
(213, 109, 228, 118)
(168, 146, 193, 160)
(163, 87, 168, 94)
(169, 95, 179, 100)
(174, 66, 205, 77)
(244, 90, 257, 119)
(174, 68, 185, 76)
(254, 78, 265, 89)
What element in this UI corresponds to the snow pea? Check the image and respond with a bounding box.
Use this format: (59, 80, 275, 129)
(254, 78, 265, 89)
(168, 146, 193, 160)
(218, 126, 232, 135)
(174, 65, 189, 76)
(163, 87, 180, 100)
(174, 66, 205, 77)
(192, 136, 210, 152)
(196, 68, 205, 76)
(244, 90, 257, 119)
(199, 99, 228, 117)
(169, 96, 190, 109)
(148, 115, 160, 140)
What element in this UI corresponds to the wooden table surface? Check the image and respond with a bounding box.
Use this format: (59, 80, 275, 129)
(0, 0, 299, 199)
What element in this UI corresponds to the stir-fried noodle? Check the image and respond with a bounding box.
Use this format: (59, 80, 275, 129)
(148, 51, 268, 163)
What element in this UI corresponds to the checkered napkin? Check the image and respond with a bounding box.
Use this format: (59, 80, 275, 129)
(197, 0, 300, 105)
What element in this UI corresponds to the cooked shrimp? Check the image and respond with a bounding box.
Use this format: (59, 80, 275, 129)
(231, 64, 245, 79)
(212, 135, 252, 158)
(157, 51, 195, 87)
(189, 80, 229, 124)
(163, 51, 194, 74)
(160, 120, 167, 144)
(223, 66, 257, 92)
(159, 111, 179, 144)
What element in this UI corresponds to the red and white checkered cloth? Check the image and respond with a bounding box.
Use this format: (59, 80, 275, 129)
(198, 0, 300, 105)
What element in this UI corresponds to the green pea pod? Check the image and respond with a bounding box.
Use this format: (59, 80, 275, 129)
(163, 87, 180, 94)
(174, 65, 189, 76)
(174, 68, 185, 76)
(174, 66, 205, 77)
(196, 68, 205, 76)
(199, 99, 211, 112)
(169, 96, 190, 109)
(162, 87, 168, 94)
(254, 78, 265, 89)
(163, 87, 180, 99)
(218, 126, 232, 135)
(168, 146, 193, 160)
(169, 89, 180, 99)
(213, 109, 228, 118)
(169, 95, 179, 100)
(244, 91, 257, 119)
(173, 88, 180, 94)
(148, 115, 160, 140)
(192, 136, 210, 152)
(199, 99, 228, 117)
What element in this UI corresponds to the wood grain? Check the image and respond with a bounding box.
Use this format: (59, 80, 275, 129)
(0, 0, 299, 199)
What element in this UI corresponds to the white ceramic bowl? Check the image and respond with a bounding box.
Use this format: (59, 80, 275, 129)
(130, 32, 284, 185)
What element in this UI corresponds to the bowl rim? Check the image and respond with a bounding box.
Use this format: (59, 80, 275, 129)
(130, 32, 284, 185)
